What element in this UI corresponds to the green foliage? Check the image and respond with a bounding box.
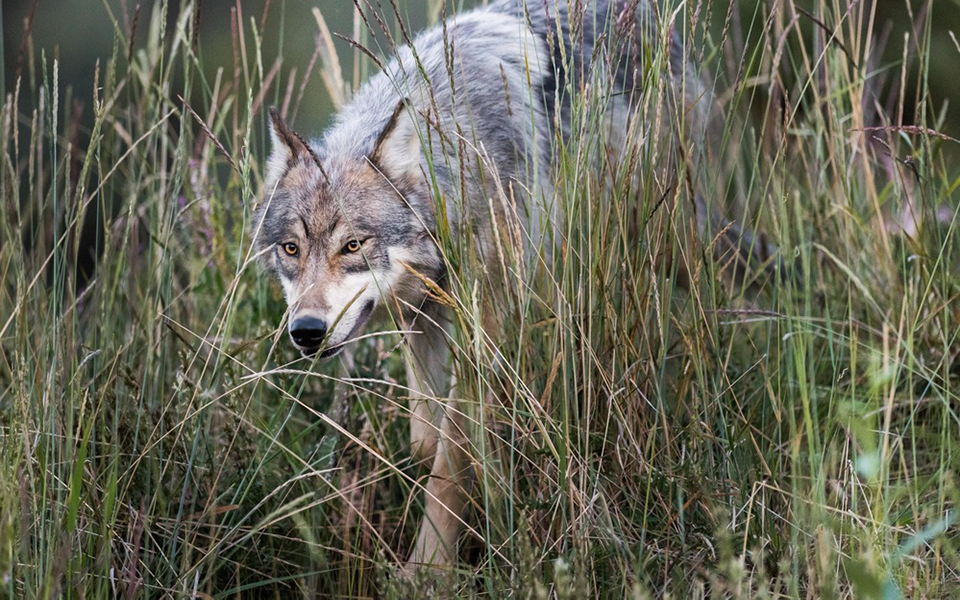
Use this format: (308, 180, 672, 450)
(0, 0, 958, 597)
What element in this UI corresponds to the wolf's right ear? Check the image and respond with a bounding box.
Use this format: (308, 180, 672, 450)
(266, 107, 312, 188)
(370, 99, 421, 182)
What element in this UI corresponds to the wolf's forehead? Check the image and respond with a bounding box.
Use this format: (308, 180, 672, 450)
(278, 162, 325, 200)
(279, 157, 374, 201)
(268, 184, 376, 234)
(266, 157, 414, 232)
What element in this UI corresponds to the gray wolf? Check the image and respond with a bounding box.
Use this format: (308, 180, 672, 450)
(253, 0, 719, 573)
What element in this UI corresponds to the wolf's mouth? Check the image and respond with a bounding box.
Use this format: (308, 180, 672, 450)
(299, 300, 375, 359)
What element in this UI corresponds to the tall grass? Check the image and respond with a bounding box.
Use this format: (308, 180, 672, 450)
(1, 0, 958, 597)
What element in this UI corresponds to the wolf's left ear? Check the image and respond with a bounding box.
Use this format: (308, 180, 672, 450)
(266, 107, 313, 187)
(370, 99, 421, 181)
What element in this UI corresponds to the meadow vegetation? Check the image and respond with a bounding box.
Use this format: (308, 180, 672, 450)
(0, 0, 958, 597)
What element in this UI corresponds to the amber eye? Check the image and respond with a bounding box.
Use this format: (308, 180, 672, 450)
(343, 240, 362, 253)
(282, 242, 299, 257)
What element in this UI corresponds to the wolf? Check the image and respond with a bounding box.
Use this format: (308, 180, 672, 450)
(253, 0, 724, 572)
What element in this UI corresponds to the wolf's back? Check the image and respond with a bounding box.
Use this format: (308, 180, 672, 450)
(493, 0, 712, 144)
(321, 1, 777, 281)
(324, 0, 709, 172)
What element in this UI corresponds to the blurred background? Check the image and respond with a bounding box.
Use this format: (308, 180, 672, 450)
(2, 0, 440, 135)
(4, 0, 959, 141)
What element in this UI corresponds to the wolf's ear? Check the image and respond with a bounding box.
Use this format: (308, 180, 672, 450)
(266, 107, 312, 187)
(370, 99, 421, 181)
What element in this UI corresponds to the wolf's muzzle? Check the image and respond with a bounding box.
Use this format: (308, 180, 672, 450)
(290, 316, 328, 352)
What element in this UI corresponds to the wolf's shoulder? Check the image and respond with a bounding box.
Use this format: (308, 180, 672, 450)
(322, 1, 556, 159)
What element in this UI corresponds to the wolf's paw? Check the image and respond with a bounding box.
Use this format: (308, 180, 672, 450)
(394, 558, 459, 596)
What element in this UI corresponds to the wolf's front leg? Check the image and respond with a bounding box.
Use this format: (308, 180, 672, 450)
(405, 406, 470, 570)
(404, 306, 452, 464)
(402, 306, 470, 571)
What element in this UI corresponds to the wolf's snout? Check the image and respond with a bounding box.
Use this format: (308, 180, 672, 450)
(290, 316, 328, 351)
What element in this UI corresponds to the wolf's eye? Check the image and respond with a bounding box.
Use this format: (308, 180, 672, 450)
(282, 242, 299, 257)
(343, 240, 362, 253)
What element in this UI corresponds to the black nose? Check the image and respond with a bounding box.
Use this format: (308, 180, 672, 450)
(290, 316, 328, 349)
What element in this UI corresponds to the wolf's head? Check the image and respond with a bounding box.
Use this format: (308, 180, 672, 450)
(253, 104, 442, 357)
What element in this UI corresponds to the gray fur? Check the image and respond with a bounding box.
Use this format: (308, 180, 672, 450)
(252, 0, 713, 570)
(253, 0, 711, 347)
